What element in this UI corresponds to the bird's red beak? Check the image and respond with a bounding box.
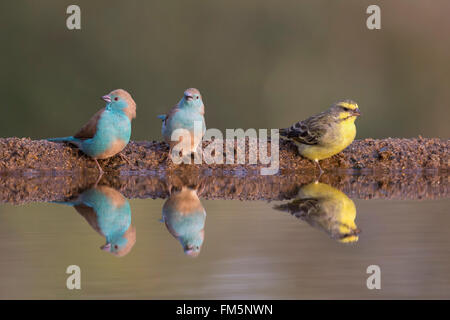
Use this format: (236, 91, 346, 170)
(100, 243, 111, 251)
(185, 249, 200, 257)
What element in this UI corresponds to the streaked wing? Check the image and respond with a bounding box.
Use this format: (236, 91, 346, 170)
(274, 198, 320, 219)
(280, 113, 328, 145)
(73, 108, 105, 140)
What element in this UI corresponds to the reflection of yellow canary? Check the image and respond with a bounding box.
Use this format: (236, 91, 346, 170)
(274, 182, 360, 243)
(279, 100, 361, 173)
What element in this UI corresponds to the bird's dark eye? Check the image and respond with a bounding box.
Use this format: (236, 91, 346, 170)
(342, 106, 350, 111)
(196, 96, 199, 100)
(114, 245, 118, 249)
(114, 97, 119, 101)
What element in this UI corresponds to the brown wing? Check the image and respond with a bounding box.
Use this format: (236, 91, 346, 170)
(74, 204, 103, 236)
(165, 103, 180, 123)
(280, 112, 328, 145)
(73, 108, 105, 140)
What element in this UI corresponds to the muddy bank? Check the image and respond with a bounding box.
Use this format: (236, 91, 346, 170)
(1, 171, 447, 204)
(0, 137, 448, 173)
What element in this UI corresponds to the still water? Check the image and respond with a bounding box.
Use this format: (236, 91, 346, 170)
(0, 175, 449, 299)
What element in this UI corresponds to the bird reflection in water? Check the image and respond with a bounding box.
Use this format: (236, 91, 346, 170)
(274, 182, 360, 243)
(54, 185, 136, 257)
(161, 185, 206, 257)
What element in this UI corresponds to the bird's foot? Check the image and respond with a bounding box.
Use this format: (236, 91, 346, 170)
(119, 152, 132, 166)
(314, 160, 324, 181)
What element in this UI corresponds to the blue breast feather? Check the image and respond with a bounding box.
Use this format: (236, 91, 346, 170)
(82, 109, 131, 158)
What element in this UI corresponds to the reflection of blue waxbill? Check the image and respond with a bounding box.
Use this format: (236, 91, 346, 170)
(161, 186, 206, 257)
(158, 88, 206, 157)
(48, 89, 136, 173)
(54, 186, 136, 257)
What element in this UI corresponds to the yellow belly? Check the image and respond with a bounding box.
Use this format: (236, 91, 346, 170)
(297, 120, 356, 161)
(299, 182, 358, 243)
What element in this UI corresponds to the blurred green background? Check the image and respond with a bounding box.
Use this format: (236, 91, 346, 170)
(1, 0, 449, 140)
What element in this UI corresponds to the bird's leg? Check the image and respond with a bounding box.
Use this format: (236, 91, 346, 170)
(193, 145, 203, 165)
(94, 158, 104, 175)
(196, 181, 206, 197)
(168, 145, 173, 160)
(94, 171, 104, 187)
(93, 159, 104, 186)
(119, 152, 132, 166)
(314, 159, 324, 179)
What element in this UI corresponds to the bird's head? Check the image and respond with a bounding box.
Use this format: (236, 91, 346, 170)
(100, 225, 136, 257)
(330, 100, 361, 121)
(180, 88, 203, 109)
(102, 89, 137, 120)
(182, 229, 204, 258)
(183, 243, 202, 258)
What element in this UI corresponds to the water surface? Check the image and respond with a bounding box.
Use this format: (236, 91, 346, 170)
(0, 174, 448, 299)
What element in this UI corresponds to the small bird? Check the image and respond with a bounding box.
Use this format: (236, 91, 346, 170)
(280, 100, 360, 173)
(48, 89, 136, 174)
(53, 186, 136, 257)
(274, 182, 360, 243)
(158, 88, 206, 158)
(161, 185, 206, 257)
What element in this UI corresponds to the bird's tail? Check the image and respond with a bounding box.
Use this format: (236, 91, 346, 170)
(49, 200, 77, 206)
(47, 136, 82, 147)
(157, 114, 166, 121)
(273, 203, 290, 212)
(278, 127, 290, 138)
(47, 136, 76, 143)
